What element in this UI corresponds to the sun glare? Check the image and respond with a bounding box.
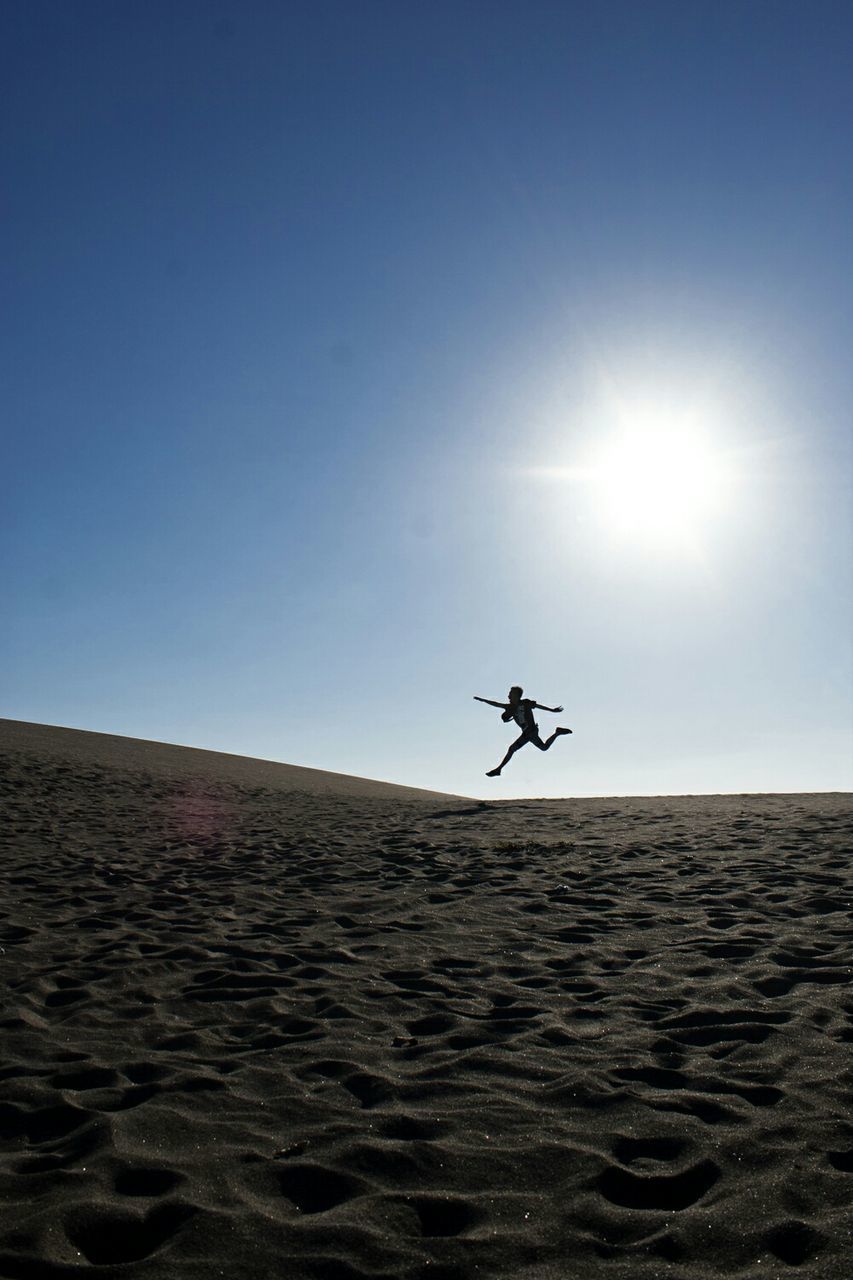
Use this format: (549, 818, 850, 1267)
(588, 412, 728, 541)
(531, 393, 735, 552)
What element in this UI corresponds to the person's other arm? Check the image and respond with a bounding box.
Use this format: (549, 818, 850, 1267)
(474, 695, 514, 722)
(533, 701, 564, 713)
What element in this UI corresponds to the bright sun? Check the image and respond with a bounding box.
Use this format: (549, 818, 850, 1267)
(588, 413, 728, 541)
(531, 396, 734, 551)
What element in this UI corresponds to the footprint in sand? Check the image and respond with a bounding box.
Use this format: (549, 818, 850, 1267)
(598, 1155, 721, 1211)
(64, 1203, 197, 1265)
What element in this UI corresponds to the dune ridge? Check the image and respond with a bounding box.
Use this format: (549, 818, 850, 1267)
(1, 722, 851, 1278)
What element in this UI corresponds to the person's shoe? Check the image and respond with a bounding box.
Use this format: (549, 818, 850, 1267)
(485, 768, 502, 777)
(555, 727, 572, 735)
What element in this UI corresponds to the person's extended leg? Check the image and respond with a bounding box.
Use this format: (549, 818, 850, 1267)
(486, 730, 532, 777)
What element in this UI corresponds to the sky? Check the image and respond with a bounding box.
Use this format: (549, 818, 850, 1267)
(2, 0, 852, 798)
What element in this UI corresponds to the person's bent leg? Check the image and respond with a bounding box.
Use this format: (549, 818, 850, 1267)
(540, 728, 572, 750)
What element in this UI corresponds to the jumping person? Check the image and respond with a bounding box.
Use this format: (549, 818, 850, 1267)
(474, 686, 572, 777)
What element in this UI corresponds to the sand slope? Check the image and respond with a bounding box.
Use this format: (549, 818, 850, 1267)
(0, 720, 459, 801)
(1, 722, 851, 1279)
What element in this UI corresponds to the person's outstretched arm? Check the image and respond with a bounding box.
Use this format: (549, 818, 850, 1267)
(533, 702, 563, 713)
(474, 696, 507, 709)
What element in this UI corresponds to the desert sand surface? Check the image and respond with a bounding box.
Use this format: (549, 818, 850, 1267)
(1, 720, 851, 1279)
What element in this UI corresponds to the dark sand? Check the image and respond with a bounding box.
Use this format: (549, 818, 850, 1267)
(1, 720, 851, 1279)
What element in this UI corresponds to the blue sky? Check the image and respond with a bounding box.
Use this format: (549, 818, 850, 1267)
(3, 0, 851, 796)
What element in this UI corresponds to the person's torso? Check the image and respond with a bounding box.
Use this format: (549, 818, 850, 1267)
(511, 699, 536, 730)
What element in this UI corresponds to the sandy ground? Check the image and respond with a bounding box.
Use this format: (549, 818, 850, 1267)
(1, 719, 851, 1279)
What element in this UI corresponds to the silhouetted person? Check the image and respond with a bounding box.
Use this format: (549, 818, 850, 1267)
(474, 686, 572, 776)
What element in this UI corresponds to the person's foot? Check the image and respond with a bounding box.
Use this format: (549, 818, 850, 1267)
(555, 727, 572, 735)
(485, 767, 502, 777)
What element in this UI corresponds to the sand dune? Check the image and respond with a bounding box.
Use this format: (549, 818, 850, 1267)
(1, 721, 851, 1279)
(0, 720, 458, 801)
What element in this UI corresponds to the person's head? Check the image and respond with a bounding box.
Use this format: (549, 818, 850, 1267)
(508, 686, 522, 703)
